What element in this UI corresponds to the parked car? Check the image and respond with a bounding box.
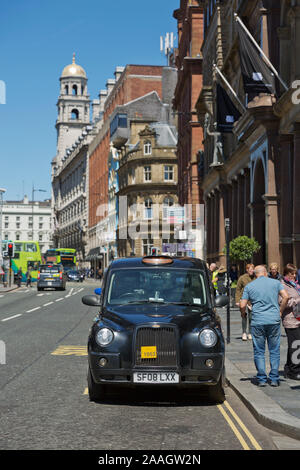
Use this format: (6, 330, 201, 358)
(82, 255, 228, 403)
(67, 270, 84, 282)
(37, 264, 66, 291)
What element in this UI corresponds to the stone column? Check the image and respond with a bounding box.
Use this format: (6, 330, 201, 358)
(244, 167, 251, 237)
(279, 134, 293, 268)
(293, 123, 300, 266)
(231, 179, 238, 239)
(237, 171, 245, 236)
(264, 130, 280, 267)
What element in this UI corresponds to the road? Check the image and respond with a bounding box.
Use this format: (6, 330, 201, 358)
(0, 281, 287, 451)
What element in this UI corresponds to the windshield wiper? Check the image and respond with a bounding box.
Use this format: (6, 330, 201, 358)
(165, 302, 203, 307)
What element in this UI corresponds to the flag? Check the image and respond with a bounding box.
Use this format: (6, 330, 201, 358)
(236, 20, 276, 97)
(216, 83, 241, 133)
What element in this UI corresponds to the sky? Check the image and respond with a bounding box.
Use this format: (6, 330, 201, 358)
(0, 0, 178, 201)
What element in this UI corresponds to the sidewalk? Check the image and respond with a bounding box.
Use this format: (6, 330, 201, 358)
(220, 307, 300, 440)
(0, 284, 19, 293)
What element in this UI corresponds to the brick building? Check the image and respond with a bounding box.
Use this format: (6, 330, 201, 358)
(88, 65, 169, 268)
(195, 0, 300, 270)
(173, 0, 204, 216)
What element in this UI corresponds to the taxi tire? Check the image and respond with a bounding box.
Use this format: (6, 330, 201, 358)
(209, 368, 225, 404)
(87, 366, 106, 402)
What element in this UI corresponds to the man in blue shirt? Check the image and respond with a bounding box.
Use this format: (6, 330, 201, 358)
(240, 265, 288, 387)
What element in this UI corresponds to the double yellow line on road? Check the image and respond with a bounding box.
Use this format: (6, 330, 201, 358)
(217, 400, 262, 450)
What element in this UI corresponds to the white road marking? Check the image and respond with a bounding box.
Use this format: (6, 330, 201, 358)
(78, 288, 84, 293)
(26, 307, 41, 312)
(55, 298, 64, 302)
(2, 314, 22, 322)
(37, 294, 44, 297)
(43, 302, 54, 307)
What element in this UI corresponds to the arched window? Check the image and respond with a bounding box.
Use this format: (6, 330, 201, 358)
(72, 84, 78, 96)
(144, 198, 153, 220)
(64, 85, 69, 95)
(71, 109, 79, 120)
(144, 140, 152, 155)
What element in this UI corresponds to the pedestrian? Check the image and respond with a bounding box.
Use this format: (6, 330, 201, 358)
(216, 265, 227, 295)
(16, 268, 22, 287)
(281, 264, 300, 380)
(209, 263, 219, 296)
(25, 268, 32, 287)
(235, 264, 255, 341)
(240, 265, 289, 387)
(268, 262, 283, 281)
(229, 264, 238, 307)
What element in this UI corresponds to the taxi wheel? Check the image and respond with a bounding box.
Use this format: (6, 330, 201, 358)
(87, 366, 106, 402)
(209, 369, 225, 404)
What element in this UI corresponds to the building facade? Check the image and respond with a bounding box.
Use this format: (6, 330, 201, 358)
(194, 0, 300, 270)
(173, 0, 204, 216)
(88, 65, 171, 269)
(2, 196, 52, 254)
(117, 123, 178, 257)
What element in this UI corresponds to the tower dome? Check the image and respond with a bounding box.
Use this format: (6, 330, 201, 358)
(61, 53, 87, 79)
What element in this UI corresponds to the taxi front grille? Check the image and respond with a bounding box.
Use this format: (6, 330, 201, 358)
(135, 326, 177, 367)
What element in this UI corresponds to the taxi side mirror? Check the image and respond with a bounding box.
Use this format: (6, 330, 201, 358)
(215, 295, 229, 308)
(82, 295, 101, 307)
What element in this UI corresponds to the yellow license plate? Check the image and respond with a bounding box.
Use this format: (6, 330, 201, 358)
(141, 346, 157, 359)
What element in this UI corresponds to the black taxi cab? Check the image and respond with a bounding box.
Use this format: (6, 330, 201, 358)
(82, 255, 228, 403)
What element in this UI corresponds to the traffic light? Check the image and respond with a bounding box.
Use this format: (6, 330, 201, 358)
(7, 242, 14, 258)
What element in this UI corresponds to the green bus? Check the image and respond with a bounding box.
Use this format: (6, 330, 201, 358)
(1, 241, 42, 283)
(45, 248, 77, 271)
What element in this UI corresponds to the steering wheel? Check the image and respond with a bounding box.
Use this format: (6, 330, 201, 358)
(117, 292, 136, 299)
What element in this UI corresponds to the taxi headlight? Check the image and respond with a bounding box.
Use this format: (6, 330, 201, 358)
(96, 328, 114, 346)
(199, 328, 217, 348)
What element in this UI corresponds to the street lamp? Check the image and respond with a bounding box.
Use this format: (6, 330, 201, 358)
(31, 186, 47, 241)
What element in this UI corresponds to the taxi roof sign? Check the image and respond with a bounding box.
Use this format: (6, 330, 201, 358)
(142, 256, 173, 265)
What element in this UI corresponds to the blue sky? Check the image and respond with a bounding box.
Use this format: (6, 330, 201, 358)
(0, 0, 178, 201)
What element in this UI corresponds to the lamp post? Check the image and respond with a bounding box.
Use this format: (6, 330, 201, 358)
(31, 186, 47, 241)
(0, 188, 6, 284)
(225, 218, 231, 344)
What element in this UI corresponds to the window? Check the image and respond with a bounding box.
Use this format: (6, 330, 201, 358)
(16, 223, 20, 229)
(25, 243, 37, 252)
(143, 239, 154, 256)
(144, 140, 152, 155)
(144, 198, 153, 220)
(4, 222, 8, 228)
(144, 166, 151, 182)
(71, 109, 79, 120)
(164, 165, 174, 181)
(163, 196, 174, 219)
(39, 234, 43, 241)
(72, 84, 78, 96)
(16, 234, 20, 241)
(65, 85, 69, 95)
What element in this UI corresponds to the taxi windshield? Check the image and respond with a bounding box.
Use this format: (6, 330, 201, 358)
(105, 268, 208, 307)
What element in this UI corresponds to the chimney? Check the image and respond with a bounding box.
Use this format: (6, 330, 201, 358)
(114, 66, 125, 82)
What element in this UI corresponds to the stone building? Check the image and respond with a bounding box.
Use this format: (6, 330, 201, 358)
(173, 0, 204, 218)
(195, 0, 300, 269)
(2, 196, 52, 254)
(87, 65, 173, 268)
(51, 55, 104, 264)
(117, 123, 178, 257)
